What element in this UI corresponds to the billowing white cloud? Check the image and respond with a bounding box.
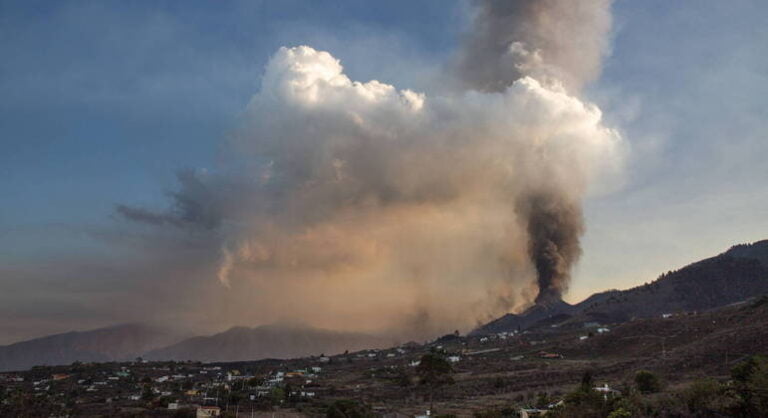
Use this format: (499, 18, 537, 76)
(153, 45, 625, 336)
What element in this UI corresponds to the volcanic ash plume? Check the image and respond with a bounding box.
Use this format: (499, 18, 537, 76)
(120, 1, 623, 336)
(457, 0, 613, 93)
(456, 0, 615, 306)
(519, 192, 584, 305)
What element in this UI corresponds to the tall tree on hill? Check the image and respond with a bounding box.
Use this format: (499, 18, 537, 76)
(416, 353, 454, 413)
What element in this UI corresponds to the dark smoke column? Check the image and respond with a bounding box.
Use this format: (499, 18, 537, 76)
(521, 193, 584, 305)
(457, 0, 612, 304)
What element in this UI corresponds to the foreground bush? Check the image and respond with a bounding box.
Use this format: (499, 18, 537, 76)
(634, 370, 661, 394)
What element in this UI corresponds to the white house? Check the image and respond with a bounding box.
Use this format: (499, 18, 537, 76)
(594, 383, 620, 393)
(594, 383, 621, 400)
(519, 408, 548, 417)
(196, 406, 221, 417)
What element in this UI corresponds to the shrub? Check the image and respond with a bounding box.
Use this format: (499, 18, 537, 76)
(683, 378, 731, 414)
(634, 370, 661, 394)
(326, 399, 375, 418)
(607, 407, 631, 418)
(730, 355, 768, 416)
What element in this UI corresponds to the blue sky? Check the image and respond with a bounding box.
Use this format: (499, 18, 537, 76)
(1, 0, 767, 343)
(0, 0, 461, 230)
(579, 0, 768, 298)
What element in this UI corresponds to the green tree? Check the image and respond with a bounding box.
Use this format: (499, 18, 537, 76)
(141, 384, 154, 401)
(416, 353, 455, 413)
(731, 355, 768, 416)
(682, 378, 732, 415)
(634, 370, 661, 394)
(561, 388, 607, 417)
(269, 387, 285, 405)
(549, 372, 614, 418)
(284, 383, 294, 404)
(580, 370, 594, 392)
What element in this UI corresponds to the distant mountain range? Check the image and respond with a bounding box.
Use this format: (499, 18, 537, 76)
(0, 323, 183, 372)
(0, 322, 390, 372)
(144, 324, 392, 363)
(472, 240, 768, 335)
(2, 240, 767, 371)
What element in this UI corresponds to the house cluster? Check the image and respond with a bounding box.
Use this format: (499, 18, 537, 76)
(0, 360, 311, 415)
(579, 326, 610, 341)
(478, 330, 521, 345)
(351, 346, 411, 361)
(2, 329, 599, 417)
(255, 366, 324, 399)
(519, 399, 565, 417)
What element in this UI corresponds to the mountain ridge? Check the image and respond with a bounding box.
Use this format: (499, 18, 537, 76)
(471, 239, 768, 335)
(0, 323, 183, 372)
(144, 323, 392, 363)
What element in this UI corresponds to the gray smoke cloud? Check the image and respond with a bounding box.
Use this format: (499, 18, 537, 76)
(116, 170, 222, 230)
(457, 0, 613, 93)
(116, 1, 623, 336)
(457, 0, 614, 305)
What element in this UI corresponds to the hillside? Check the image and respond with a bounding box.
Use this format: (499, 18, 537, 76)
(0, 323, 182, 372)
(473, 240, 768, 334)
(5, 296, 768, 417)
(144, 324, 393, 362)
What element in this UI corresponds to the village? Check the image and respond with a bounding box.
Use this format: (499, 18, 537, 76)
(0, 323, 622, 417)
(3, 297, 767, 417)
